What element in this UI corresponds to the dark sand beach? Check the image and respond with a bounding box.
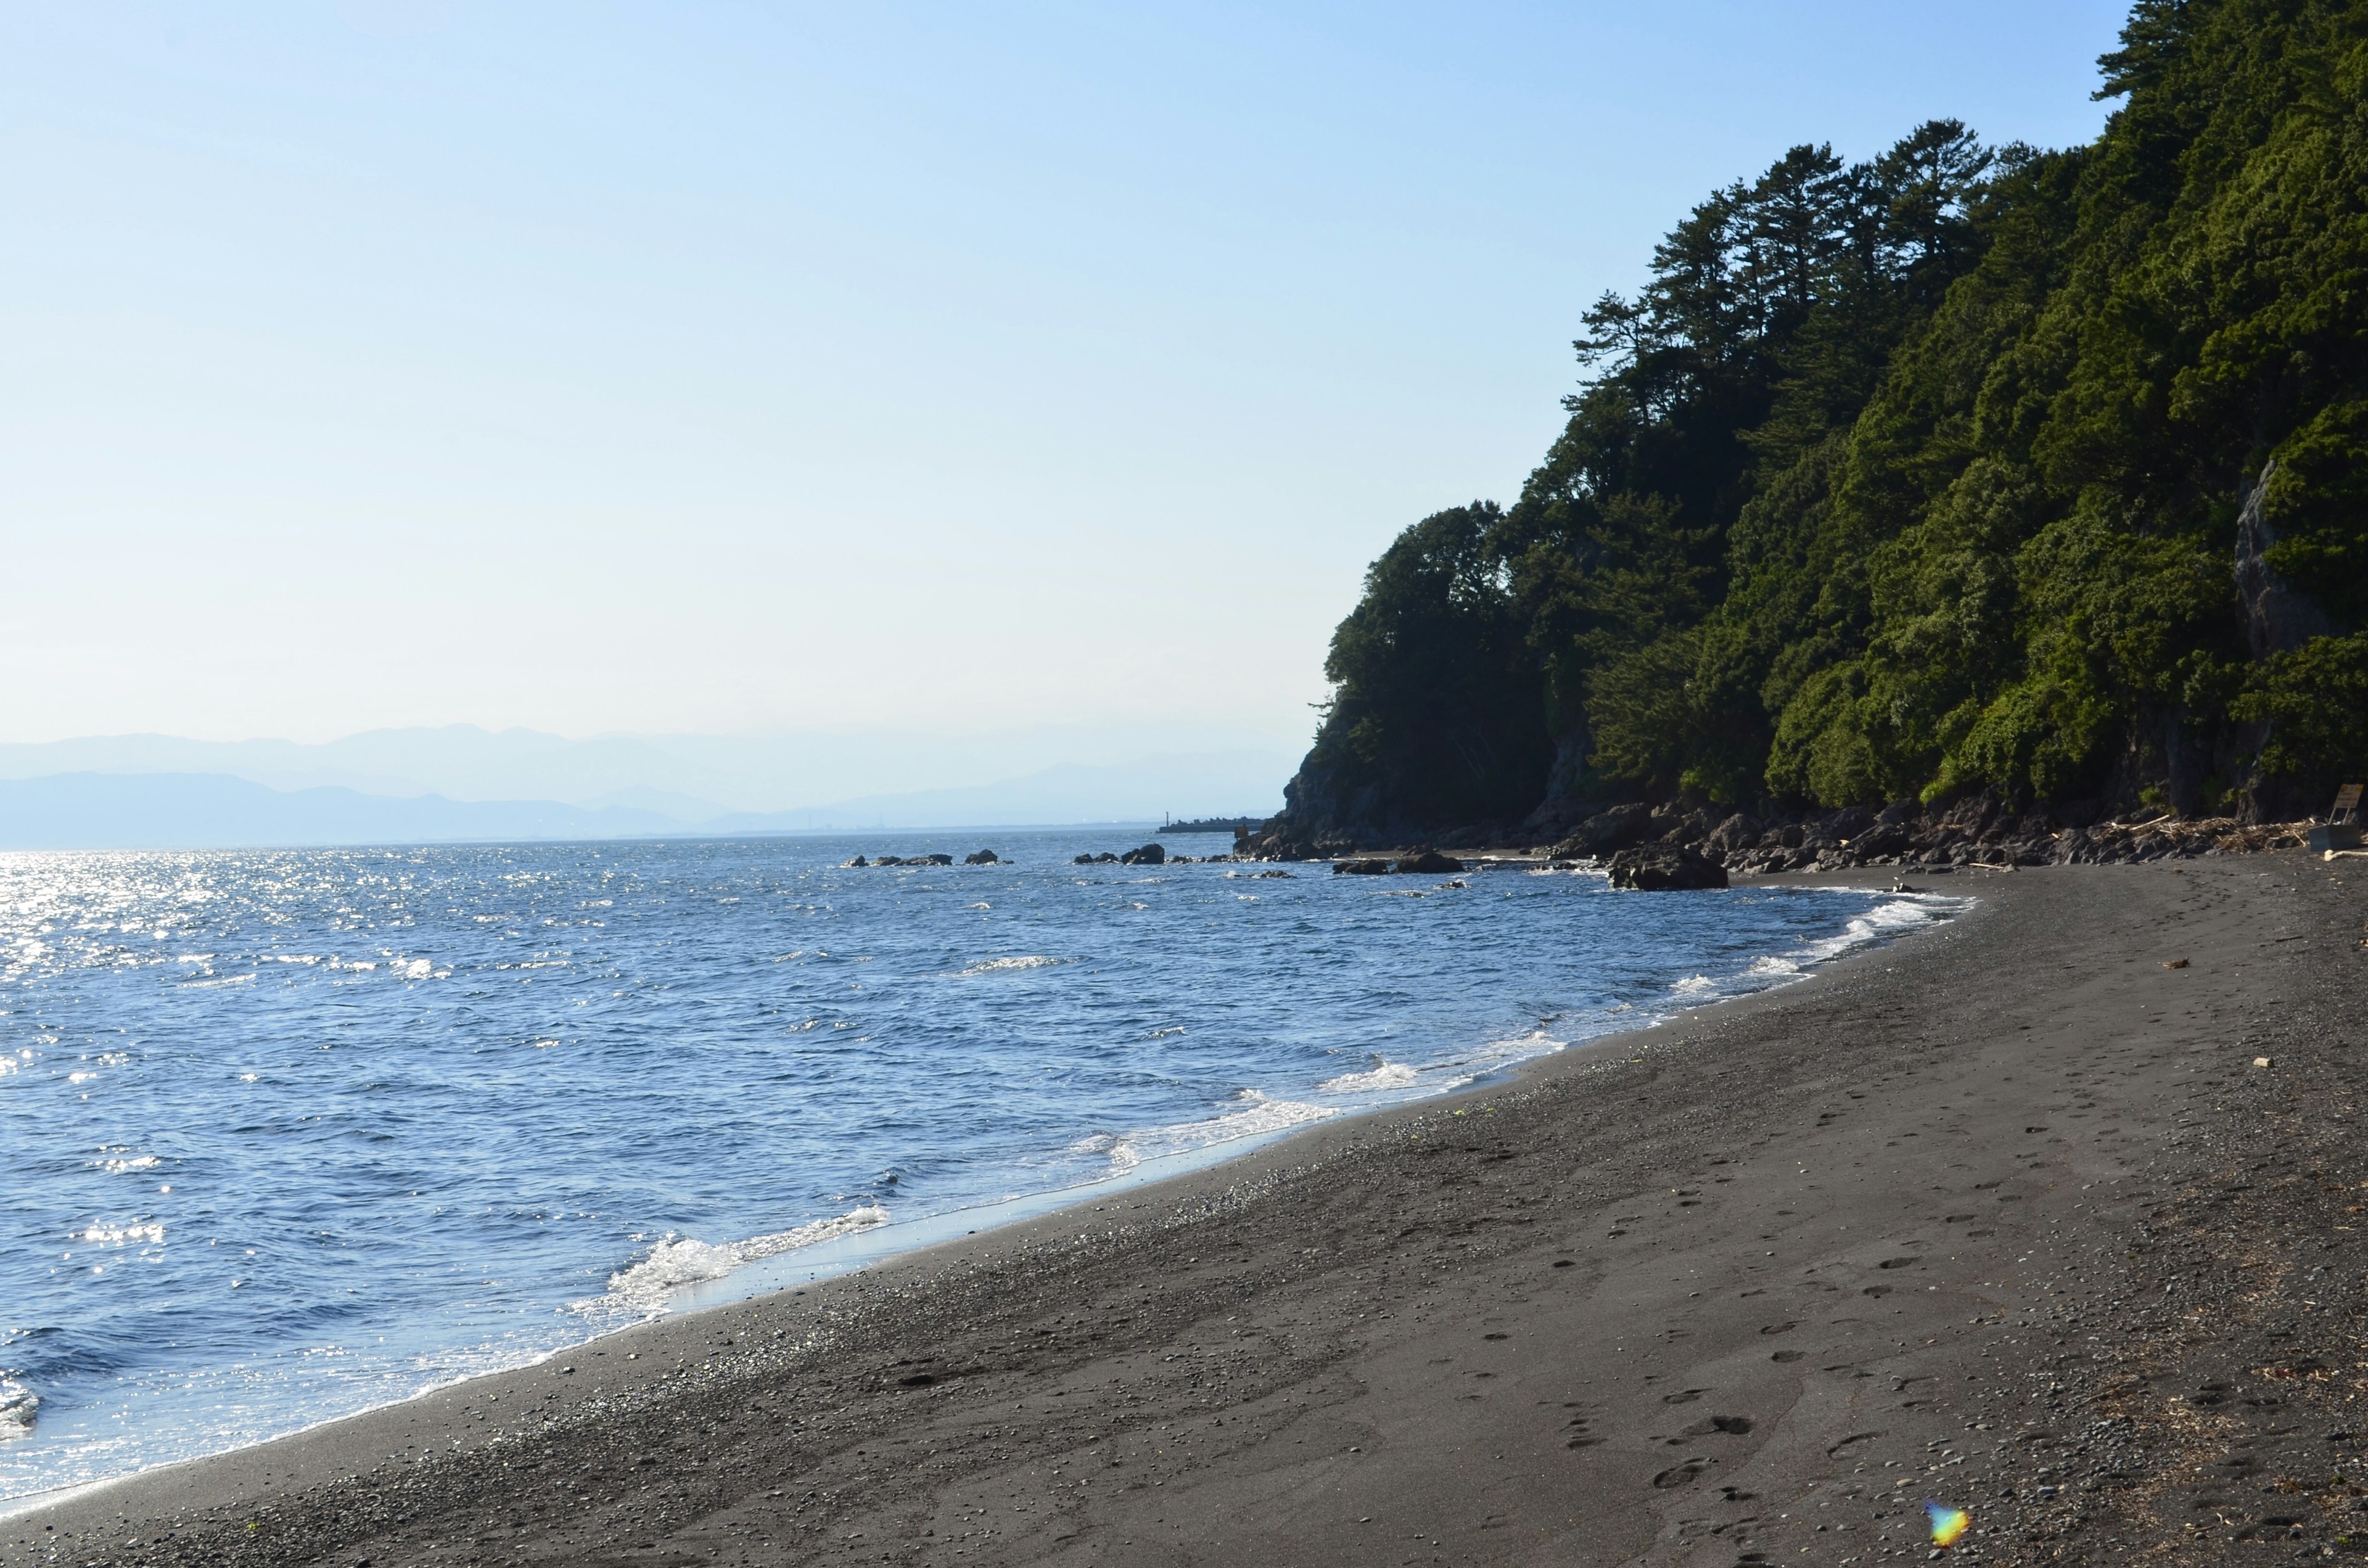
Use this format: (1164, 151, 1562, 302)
(13, 856, 2368, 1566)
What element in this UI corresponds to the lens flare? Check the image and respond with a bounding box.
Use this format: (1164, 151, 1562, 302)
(1926, 1501, 1970, 1548)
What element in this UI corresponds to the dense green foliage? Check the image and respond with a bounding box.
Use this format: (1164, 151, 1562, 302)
(1301, 0, 2368, 832)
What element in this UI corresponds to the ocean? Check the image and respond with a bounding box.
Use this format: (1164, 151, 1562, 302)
(0, 831, 1960, 1509)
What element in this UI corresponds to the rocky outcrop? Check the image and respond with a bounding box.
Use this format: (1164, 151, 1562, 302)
(1394, 850, 1464, 874)
(2234, 460, 2332, 662)
(1548, 803, 1653, 859)
(1241, 768, 2327, 872)
(1331, 858, 1392, 876)
(1119, 844, 1167, 866)
(1606, 845, 1728, 890)
(963, 849, 1001, 865)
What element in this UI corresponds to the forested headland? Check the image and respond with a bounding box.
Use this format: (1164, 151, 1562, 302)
(1253, 0, 2368, 856)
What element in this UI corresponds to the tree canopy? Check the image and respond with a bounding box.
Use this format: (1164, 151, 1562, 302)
(1291, 0, 2368, 837)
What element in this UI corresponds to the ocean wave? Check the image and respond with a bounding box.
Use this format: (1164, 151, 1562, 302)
(598, 1205, 890, 1307)
(1789, 894, 1967, 966)
(1104, 1090, 1339, 1170)
(1318, 1061, 1421, 1093)
(961, 956, 1066, 975)
(0, 1380, 36, 1440)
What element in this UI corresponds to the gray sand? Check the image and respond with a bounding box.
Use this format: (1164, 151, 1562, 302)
(11, 857, 2366, 1566)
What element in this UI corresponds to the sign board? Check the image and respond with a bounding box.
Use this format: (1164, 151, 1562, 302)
(2335, 782, 2364, 814)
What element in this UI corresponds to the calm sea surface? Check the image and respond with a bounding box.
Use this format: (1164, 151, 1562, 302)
(0, 831, 1961, 1506)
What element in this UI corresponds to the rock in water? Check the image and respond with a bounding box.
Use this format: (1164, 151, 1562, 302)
(964, 849, 1000, 864)
(844, 855, 868, 867)
(1606, 845, 1729, 891)
(1394, 850, 1464, 874)
(1332, 858, 1391, 875)
(1118, 844, 1167, 866)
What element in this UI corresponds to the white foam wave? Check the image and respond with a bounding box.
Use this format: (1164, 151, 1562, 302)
(1318, 1061, 1421, 1093)
(961, 955, 1065, 975)
(600, 1205, 889, 1305)
(1670, 974, 1716, 995)
(1104, 1090, 1339, 1170)
(1790, 895, 1967, 967)
(0, 1380, 37, 1440)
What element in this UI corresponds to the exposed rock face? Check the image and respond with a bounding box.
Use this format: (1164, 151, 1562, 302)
(1549, 803, 1653, 859)
(1119, 844, 1167, 866)
(1606, 845, 1729, 890)
(2234, 459, 2332, 662)
(963, 849, 1000, 865)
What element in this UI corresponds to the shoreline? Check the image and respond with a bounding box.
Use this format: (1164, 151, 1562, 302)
(0, 871, 1954, 1525)
(14, 857, 2364, 1564)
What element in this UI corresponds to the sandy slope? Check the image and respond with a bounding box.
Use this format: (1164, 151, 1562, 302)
(11, 856, 2366, 1567)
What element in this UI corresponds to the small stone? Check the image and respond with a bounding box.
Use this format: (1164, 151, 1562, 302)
(2255, 1056, 2274, 1068)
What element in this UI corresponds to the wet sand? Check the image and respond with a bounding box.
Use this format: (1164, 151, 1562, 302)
(12, 856, 2368, 1566)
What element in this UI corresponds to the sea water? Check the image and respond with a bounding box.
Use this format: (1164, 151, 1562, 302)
(0, 831, 1962, 1507)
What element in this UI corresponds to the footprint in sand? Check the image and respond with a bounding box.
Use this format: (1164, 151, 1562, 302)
(1652, 1458, 1709, 1488)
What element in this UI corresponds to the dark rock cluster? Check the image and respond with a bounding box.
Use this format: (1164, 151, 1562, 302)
(1604, 844, 1727, 890)
(1072, 844, 1172, 866)
(1239, 790, 2322, 874)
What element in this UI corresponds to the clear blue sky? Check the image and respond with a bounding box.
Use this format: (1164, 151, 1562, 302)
(0, 1, 2131, 746)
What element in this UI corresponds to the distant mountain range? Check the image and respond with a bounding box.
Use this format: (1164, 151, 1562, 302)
(0, 723, 1296, 823)
(0, 744, 1292, 850)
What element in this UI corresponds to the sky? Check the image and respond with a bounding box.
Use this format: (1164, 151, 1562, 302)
(0, 1, 2132, 749)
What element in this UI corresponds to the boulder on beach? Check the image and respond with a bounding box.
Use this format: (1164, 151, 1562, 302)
(964, 849, 1000, 865)
(1606, 844, 1729, 891)
(1119, 844, 1167, 866)
(1393, 850, 1463, 874)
